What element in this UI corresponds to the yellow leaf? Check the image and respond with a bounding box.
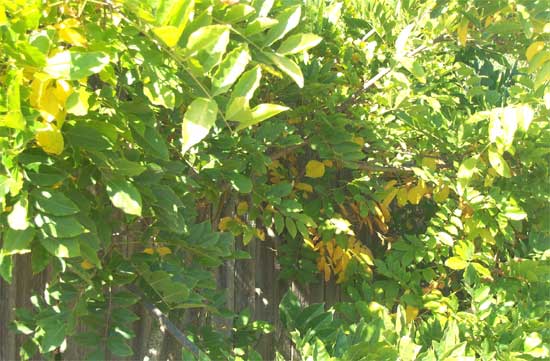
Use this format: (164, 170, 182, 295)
(53, 79, 73, 103)
(378, 203, 391, 223)
(373, 216, 389, 233)
(526, 41, 545, 61)
(405, 306, 419, 323)
(322, 159, 333, 167)
(479, 229, 495, 245)
(58, 27, 88, 47)
(352, 136, 364, 146)
(358, 247, 374, 266)
(156, 246, 172, 256)
(396, 187, 408, 207)
(382, 188, 399, 208)
(305, 160, 325, 178)
(445, 256, 468, 270)
(36, 122, 64, 155)
(153, 25, 181, 47)
(407, 185, 424, 205)
(323, 263, 331, 282)
(236, 201, 248, 216)
(433, 184, 450, 203)
(457, 19, 469, 47)
(30, 73, 52, 109)
(295, 182, 313, 193)
(256, 228, 266, 241)
(143, 247, 155, 255)
(421, 157, 437, 171)
(81, 260, 95, 270)
(218, 216, 233, 231)
(383, 180, 397, 190)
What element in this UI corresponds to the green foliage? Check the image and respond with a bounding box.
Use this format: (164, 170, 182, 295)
(1, 0, 549, 360)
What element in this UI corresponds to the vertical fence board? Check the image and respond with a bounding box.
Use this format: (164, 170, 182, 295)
(0, 234, 342, 360)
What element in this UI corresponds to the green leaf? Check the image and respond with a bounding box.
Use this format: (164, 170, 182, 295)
(185, 25, 230, 56)
(32, 189, 80, 216)
(457, 156, 478, 195)
(503, 201, 527, 221)
(212, 45, 251, 96)
(106, 180, 142, 216)
(224, 4, 255, 23)
(181, 97, 218, 154)
(143, 80, 175, 109)
(66, 123, 113, 151)
(236, 103, 289, 131)
(0, 68, 25, 130)
(66, 87, 90, 116)
(229, 173, 253, 193)
(34, 214, 86, 238)
(3, 228, 35, 255)
(264, 5, 301, 46)
(40, 237, 81, 258)
(445, 256, 468, 270)
(232, 65, 262, 101)
(285, 217, 297, 238)
(265, 53, 304, 88)
(0, 252, 13, 283)
(39, 320, 66, 353)
(44, 51, 110, 80)
(107, 335, 133, 357)
(245, 17, 278, 36)
(110, 159, 147, 177)
(277, 33, 322, 55)
(488, 147, 511, 178)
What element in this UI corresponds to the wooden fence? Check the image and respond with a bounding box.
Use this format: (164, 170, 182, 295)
(0, 233, 342, 361)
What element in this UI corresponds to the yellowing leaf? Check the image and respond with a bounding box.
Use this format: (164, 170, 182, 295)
(405, 306, 419, 323)
(526, 41, 545, 61)
(457, 19, 469, 47)
(384, 180, 397, 190)
(237, 201, 249, 215)
(421, 157, 437, 171)
(323, 262, 331, 282)
(153, 25, 181, 47)
(352, 136, 364, 146)
(143, 247, 155, 255)
(156, 246, 172, 256)
(36, 122, 64, 155)
(53, 80, 74, 103)
(81, 260, 95, 270)
(433, 185, 450, 203)
(397, 187, 408, 207)
(295, 182, 313, 193)
(445, 256, 468, 270)
(407, 185, 424, 205)
(218, 216, 233, 231)
(58, 27, 88, 47)
(305, 160, 325, 178)
(323, 159, 333, 167)
(382, 188, 399, 207)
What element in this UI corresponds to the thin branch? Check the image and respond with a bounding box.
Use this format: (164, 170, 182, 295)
(126, 284, 201, 357)
(338, 35, 448, 111)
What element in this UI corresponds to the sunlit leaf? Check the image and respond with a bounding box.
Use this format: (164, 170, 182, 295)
(106, 179, 142, 216)
(181, 97, 218, 154)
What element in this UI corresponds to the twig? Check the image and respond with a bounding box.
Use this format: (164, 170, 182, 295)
(337, 35, 448, 111)
(126, 284, 201, 357)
